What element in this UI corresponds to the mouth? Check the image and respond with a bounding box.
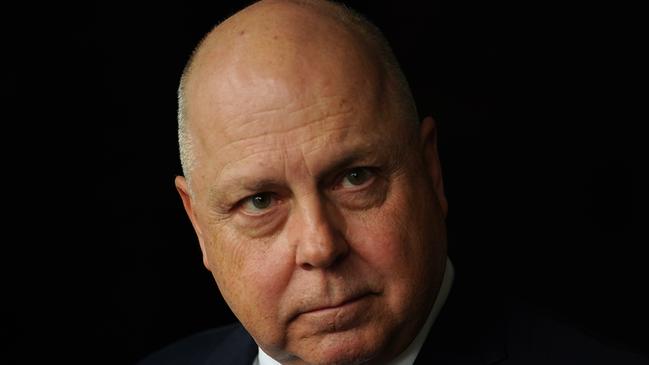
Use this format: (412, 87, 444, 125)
(287, 291, 378, 333)
(300, 292, 374, 316)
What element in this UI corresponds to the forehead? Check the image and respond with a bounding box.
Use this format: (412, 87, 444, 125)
(191, 71, 398, 188)
(193, 74, 397, 171)
(183, 9, 409, 192)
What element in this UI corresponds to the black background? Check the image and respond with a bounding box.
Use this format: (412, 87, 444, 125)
(5, 1, 646, 364)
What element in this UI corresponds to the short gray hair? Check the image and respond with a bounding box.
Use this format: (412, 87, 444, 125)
(177, 69, 195, 184)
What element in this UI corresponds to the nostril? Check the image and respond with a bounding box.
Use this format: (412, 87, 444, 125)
(300, 262, 315, 271)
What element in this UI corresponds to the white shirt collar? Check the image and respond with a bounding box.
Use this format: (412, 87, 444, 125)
(254, 258, 455, 365)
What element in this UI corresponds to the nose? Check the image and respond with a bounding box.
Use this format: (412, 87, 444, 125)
(292, 197, 349, 270)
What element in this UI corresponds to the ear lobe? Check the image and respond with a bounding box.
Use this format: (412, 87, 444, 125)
(175, 176, 211, 270)
(419, 116, 448, 218)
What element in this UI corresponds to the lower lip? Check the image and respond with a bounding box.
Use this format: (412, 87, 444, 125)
(302, 294, 373, 318)
(292, 294, 376, 333)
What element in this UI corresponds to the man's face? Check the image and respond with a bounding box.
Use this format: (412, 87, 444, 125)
(177, 32, 448, 364)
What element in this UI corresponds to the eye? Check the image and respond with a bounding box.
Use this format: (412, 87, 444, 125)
(339, 167, 374, 189)
(240, 192, 276, 215)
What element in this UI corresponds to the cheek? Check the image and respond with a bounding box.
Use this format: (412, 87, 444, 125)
(349, 213, 414, 281)
(203, 226, 295, 343)
(344, 184, 444, 309)
(345, 191, 423, 272)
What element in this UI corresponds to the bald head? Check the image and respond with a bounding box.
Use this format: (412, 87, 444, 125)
(172, 3, 449, 363)
(178, 0, 417, 185)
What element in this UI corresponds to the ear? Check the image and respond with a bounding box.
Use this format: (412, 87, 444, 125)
(175, 176, 211, 270)
(419, 116, 448, 218)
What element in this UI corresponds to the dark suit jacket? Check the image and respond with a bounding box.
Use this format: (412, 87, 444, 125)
(138, 271, 647, 365)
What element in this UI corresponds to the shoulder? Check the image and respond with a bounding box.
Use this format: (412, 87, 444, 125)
(501, 298, 648, 364)
(137, 323, 258, 365)
(418, 273, 648, 364)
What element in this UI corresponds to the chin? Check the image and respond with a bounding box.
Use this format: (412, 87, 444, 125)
(291, 330, 387, 365)
(300, 350, 374, 365)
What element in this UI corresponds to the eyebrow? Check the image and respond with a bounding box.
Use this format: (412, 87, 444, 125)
(207, 143, 382, 206)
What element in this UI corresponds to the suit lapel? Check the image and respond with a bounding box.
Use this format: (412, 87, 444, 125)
(203, 324, 258, 365)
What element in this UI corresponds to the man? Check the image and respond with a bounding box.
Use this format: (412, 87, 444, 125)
(140, 1, 647, 364)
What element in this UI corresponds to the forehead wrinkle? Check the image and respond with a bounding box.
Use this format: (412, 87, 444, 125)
(205, 105, 356, 173)
(220, 114, 354, 157)
(207, 126, 383, 204)
(213, 121, 354, 185)
(220, 95, 355, 140)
